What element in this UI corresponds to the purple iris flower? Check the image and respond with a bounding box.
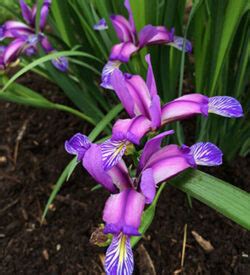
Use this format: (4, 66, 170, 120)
(100, 54, 243, 171)
(101, 0, 192, 89)
(65, 131, 223, 275)
(93, 18, 108, 31)
(0, 0, 68, 72)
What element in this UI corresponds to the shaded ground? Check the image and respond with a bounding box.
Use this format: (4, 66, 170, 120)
(0, 75, 249, 274)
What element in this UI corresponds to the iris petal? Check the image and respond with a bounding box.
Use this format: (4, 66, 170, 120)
(105, 233, 134, 275)
(101, 61, 121, 90)
(208, 96, 243, 118)
(189, 142, 223, 166)
(93, 18, 108, 31)
(65, 133, 91, 161)
(101, 138, 127, 171)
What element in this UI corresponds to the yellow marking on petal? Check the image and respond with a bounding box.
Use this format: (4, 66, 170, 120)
(118, 234, 127, 267)
(107, 141, 127, 165)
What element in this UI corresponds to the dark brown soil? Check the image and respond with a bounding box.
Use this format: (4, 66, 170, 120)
(0, 74, 249, 275)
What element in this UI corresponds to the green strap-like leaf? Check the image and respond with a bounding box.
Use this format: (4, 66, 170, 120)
(172, 170, 250, 230)
(131, 169, 250, 247)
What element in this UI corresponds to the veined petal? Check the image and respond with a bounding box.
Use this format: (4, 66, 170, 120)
(110, 14, 135, 43)
(19, 0, 33, 25)
(188, 142, 223, 166)
(101, 138, 127, 171)
(51, 55, 69, 72)
(101, 61, 121, 90)
(168, 36, 192, 53)
(208, 96, 243, 118)
(64, 133, 91, 161)
(139, 25, 174, 47)
(40, 0, 52, 30)
(161, 94, 209, 125)
(83, 144, 117, 193)
(110, 42, 138, 63)
(93, 18, 108, 31)
(112, 116, 152, 145)
(139, 130, 175, 171)
(105, 233, 134, 275)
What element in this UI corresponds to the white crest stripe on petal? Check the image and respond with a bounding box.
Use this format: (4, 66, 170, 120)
(105, 233, 134, 275)
(101, 139, 127, 171)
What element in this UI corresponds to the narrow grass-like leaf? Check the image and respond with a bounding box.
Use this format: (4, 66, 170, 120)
(42, 157, 77, 222)
(88, 103, 123, 141)
(0, 51, 101, 93)
(42, 103, 123, 219)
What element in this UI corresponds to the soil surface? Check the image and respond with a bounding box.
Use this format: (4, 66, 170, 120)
(0, 74, 249, 275)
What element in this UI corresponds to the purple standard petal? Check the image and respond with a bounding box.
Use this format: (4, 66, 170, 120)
(161, 94, 209, 125)
(110, 42, 138, 63)
(108, 160, 132, 191)
(208, 96, 243, 118)
(145, 54, 157, 97)
(101, 61, 121, 90)
(168, 36, 192, 53)
(111, 69, 135, 117)
(20, 0, 33, 25)
(83, 144, 117, 193)
(140, 168, 156, 204)
(51, 55, 69, 72)
(101, 138, 127, 171)
(139, 25, 174, 47)
(187, 142, 223, 167)
(3, 38, 27, 64)
(105, 233, 134, 275)
(124, 73, 152, 118)
(110, 14, 135, 43)
(124, 0, 136, 35)
(112, 116, 152, 145)
(2, 21, 33, 39)
(103, 189, 145, 236)
(139, 130, 175, 171)
(65, 133, 91, 161)
(39, 0, 52, 30)
(149, 95, 161, 129)
(93, 18, 108, 31)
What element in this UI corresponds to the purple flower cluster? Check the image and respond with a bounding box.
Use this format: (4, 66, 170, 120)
(0, 0, 68, 72)
(65, 1, 243, 274)
(100, 0, 192, 90)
